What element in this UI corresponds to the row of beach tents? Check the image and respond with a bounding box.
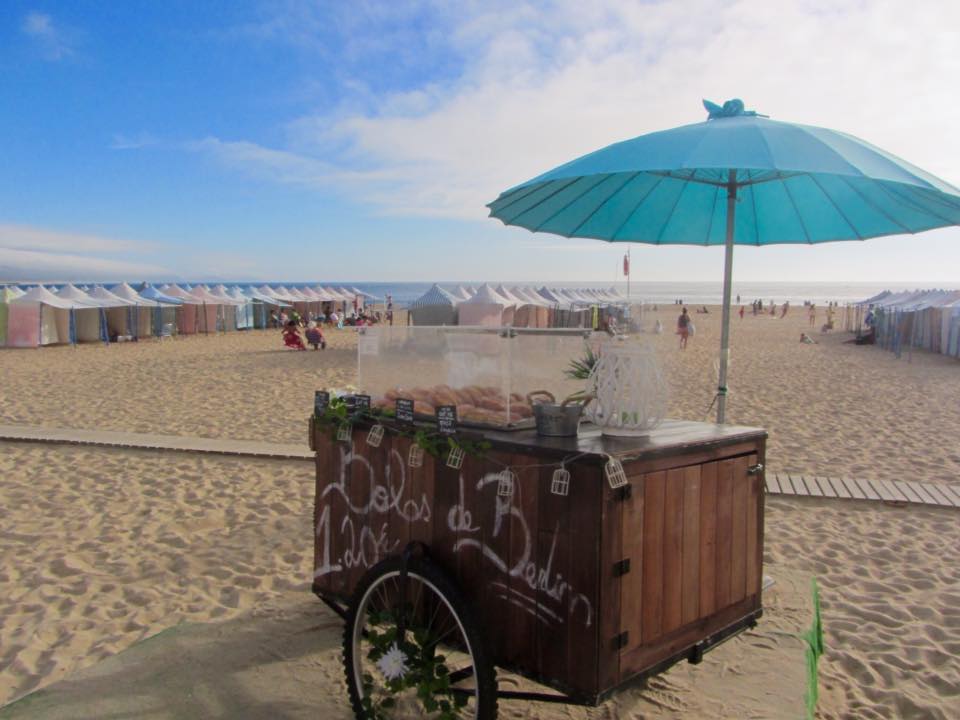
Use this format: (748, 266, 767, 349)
(409, 283, 630, 328)
(850, 288, 960, 360)
(0, 283, 370, 347)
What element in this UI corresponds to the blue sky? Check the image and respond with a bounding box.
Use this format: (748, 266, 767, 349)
(2, 0, 960, 283)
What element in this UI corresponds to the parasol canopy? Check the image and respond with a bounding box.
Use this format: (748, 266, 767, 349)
(488, 99, 960, 422)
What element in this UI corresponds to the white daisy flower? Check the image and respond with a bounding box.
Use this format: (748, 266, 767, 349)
(376, 643, 408, 681)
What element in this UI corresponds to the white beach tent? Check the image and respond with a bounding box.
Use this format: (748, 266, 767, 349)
(409, 284, 459, 326)
(449, 285, 472, 302)
(458, 284, 509, 327)
(224, 287, 255, 329)
(56, 284, 109, 343)
(87, 285, 139, 339)
(6, 286, 74, 346)
(310, 286, 337, 302)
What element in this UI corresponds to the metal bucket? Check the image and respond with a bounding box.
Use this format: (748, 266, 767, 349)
(527, 391, 588, 437)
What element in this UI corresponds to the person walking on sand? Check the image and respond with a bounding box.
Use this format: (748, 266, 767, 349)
(808, 303, 816, 327)
(739, 305, 745, 320)
(677, 307, 691, 350)
(780, 301, 790, 318)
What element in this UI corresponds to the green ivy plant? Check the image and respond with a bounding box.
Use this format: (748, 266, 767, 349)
(361, 608, 468, 720)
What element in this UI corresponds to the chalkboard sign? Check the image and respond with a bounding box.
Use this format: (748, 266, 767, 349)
(436, 405, 458, 436)
(344, 395, 357, 413)
(314, 390, 330, 416)
(395, 398, 415, 425)
(354, 394, 371, 412)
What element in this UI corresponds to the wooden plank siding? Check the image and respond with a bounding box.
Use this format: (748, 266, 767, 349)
(312, 422, 767, 702)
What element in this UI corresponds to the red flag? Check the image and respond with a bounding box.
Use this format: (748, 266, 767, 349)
(623, 253, 630, 276)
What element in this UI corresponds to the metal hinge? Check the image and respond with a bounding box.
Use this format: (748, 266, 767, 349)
(747, 463, 764, 475)
(612, 631, 629, 650)
(613, 558, 631, 577)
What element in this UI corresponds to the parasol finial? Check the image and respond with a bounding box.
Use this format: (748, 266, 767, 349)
(703, 98, 764, 119)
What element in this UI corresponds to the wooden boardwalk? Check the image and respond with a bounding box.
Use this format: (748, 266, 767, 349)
(0, 424, 957, 509)
(0, 424, 313, 461)
(766, 471, 960, 509)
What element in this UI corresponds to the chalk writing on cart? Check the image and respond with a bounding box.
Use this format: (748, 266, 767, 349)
(316, 445, 593, 628)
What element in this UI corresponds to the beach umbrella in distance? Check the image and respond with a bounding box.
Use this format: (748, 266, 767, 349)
(487, 98, 960, 423)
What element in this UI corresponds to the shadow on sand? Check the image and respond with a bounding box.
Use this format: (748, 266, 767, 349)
(0, 599, 348, 720)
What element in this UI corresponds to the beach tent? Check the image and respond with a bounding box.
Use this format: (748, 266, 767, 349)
(238, 286, 283, 328)
(6, 286, 74, 346)
(56, 284, 109, 343)
(449, 285, 472, 302)
(458, 284, 509, 326)
(88, 285, 139, 340)
(109, 283, 177, 338)
(310, 286, 337, 302)
(189, 285, 235, 332)
(0, 286, 23, 345)
(159, 284, 209, 334)
(409, 284, 458, 326)
(223, 287, 255, 329)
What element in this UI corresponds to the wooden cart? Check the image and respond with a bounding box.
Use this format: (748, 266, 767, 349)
(311, 418, 766, 718)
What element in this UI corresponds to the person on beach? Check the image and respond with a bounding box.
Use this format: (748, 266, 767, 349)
(305, 321, 326, 350)
(386, 295, 394, 326)
(800, 332, 817, 344)
(269, 309, 279, 328)
(677, 307, 691, 350)
(780, 301, 790, 318)
(282, 320, 306, 350)
(739, 305, 745, 320)
(808, 304, 816, 326)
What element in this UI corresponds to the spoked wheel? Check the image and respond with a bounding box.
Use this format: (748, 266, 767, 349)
(343, 554, 497, 720)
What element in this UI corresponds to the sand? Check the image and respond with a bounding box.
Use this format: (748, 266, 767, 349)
(1, 311, 959, 717)
(3, 310, 959, 484)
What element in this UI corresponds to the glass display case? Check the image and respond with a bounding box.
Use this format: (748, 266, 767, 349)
(358, 326, 600, 429)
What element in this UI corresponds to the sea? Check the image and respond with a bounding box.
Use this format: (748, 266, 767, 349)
(270, 281, 951, 308)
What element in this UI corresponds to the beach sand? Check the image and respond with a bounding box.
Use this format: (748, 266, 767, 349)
(1, 310, 959, 717)
(3, 309, 959, 484)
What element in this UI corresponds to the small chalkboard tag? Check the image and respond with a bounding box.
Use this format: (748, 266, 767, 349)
(314, 390, 330, 416)
(395, 398, 415, 425)
(354, 394, 371, 413)
(436, 405, 458, 436)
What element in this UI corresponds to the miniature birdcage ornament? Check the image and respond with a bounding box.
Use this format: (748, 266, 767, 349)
(497, 469, 516, 498)
(366, 424, 385, 447)
(336, 423, 352, 443)
(605, 456, 628, 489)
(550, 467, 571, 497)
(408, 443, 424, 468)
(446, 444, 465, 470)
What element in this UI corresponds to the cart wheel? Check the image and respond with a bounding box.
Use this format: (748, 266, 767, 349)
(343, 554, 497, 719)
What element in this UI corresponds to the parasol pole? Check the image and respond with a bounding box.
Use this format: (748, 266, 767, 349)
(716, 169, 737, 424)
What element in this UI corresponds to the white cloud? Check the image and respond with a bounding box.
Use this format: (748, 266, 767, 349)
(0, 224, 157, 254)
(110, 132, 159, 150)
(0, 247, 170, 283)
(22, 12, 75, 61)
(201, 0, 960, 225)
(0, 224, 172, 282)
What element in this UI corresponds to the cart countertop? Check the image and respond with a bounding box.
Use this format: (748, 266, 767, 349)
(469, 419, 766, 464)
